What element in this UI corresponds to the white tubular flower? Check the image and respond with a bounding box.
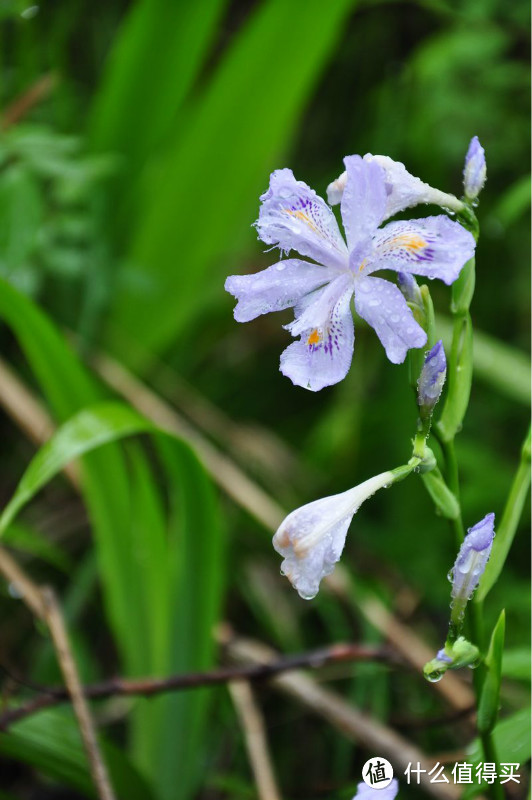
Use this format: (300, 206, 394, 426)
(273, 471, 394, 599)
(327, 154, 464, 217)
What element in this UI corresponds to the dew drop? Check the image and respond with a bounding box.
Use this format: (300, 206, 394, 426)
(368, 298, 380, 307)
(276, 263, 286, 271)
(425, 670, 444, 683)
(390, 314, 400, 323)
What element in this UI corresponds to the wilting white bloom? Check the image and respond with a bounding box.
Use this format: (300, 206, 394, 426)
(327, 154, 464, 216)
(273, 471, 393, 599)
(352, 778, 399, 799)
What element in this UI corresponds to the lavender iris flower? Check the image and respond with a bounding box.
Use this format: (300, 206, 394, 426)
(226, 155, 475, 391)
(463, 136, 487, 200)
(273, 470, 394, 599)
(417, 340, 447, 417)
(450, 513, 495, 603)
(352, 779, 399, 799)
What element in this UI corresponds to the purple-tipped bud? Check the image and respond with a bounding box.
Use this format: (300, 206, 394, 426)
(436, 648, 453, 664)
(463, 136, 486, 200)
(450, 513, 495, 603)
(397, 272, 422, 306)
(417, 340, 446, 417)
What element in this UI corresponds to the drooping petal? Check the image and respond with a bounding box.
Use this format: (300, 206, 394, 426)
(256, 168, 348, 269)
(354, 276, 426, 364)
(328, 155, 464, 219)
(340, 155, 387, 250)
(280, 276, 355, 391)
(366, 154, 464, 218)
(365, 216, 475, 285)
(225, 259, 330, 322)
(273, 472, 394, 599)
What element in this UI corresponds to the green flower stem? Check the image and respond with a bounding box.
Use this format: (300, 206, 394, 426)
(431, 206, 503, 798)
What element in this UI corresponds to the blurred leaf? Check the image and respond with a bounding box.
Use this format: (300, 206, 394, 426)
(0, 163, 41, 269)
(489, 174, 531, 229)
(2, 520, 73, 572)
(477, 427, 531, 601)
(502, 648, 531, 681)
(0, 402, 156, 536)
(89, 0, 227, 181)
(0, 709, 156, 800)
(437, 314, 531, 406)
(148, 435, 225, 800)
(468, 707, 531, 765)
(107, 0, 357, 365)
(0, 279, 224, 799)
(477, 610, 505, 734)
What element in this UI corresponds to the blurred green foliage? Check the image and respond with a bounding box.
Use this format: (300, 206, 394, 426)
(0, 0, 529, 798)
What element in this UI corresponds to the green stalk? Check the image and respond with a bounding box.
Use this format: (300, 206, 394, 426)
(431, 208, 503, 797)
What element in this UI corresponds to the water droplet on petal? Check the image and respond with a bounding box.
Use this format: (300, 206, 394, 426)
(368, 298, 380, 307)
(390, 314, 400, 323)
(276, 263, 286, 271)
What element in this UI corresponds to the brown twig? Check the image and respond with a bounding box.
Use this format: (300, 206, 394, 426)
(1, 73, 58, 130)
(222, 634, 467, 800)
(229, 680, 282, 800)
(0, 642, 394, 730)
(0, 547, 115, 800)
(40, 587, 115, 800)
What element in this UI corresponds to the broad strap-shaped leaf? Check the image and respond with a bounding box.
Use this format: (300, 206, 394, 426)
(0, 279, 225, 800)
(106, 0, 358, 366)
(0, 402, 156, 536)
(0, 709, 155, 800)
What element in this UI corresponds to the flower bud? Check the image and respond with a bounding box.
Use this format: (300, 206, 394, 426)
(397, 272, 423, 306)
(463, 136, 486, 200)
(450, 513, 495, 604)
(417, 340, 446, 419)
(424, 637, 480, 682)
